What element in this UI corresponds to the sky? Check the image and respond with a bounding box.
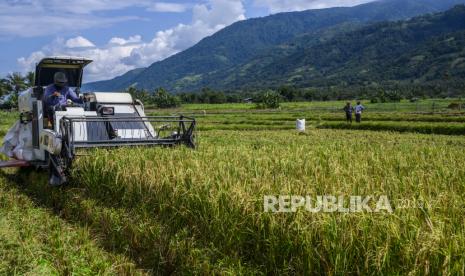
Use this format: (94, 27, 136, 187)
(0, 0, 376, 82)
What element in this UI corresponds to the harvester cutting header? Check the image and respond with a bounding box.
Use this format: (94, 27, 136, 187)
(0, 57, 196, 185)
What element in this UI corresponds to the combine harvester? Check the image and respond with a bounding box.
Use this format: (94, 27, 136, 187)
(0, 57, 196, 185)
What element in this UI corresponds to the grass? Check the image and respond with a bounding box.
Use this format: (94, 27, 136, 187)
(70, 130, 465, 274)
(1, 99, 465, 274)
(160, 109, 465, 135)
(2, 130, 465, 274)
(151, 99, 456, 113)
(150, 98, 465, 135)
(317, 121, 465, 135)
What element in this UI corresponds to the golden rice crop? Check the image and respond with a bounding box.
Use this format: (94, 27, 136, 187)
(2, 108, 465, 274)
(60, 129, 465, 274)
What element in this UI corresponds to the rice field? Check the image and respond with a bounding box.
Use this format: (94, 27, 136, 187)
(1, 100, 465, 274)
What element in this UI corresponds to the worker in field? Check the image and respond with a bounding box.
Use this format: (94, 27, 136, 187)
(343, 102, 354, 123)
(355, 101, 365, 123)
(43, 72, 83, 121)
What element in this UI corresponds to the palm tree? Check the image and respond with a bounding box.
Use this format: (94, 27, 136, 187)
(25, 71, 35, 88)
(126, 86, 138, 98)
(6, 72, 27, 95)
(0, 78, 10, 97)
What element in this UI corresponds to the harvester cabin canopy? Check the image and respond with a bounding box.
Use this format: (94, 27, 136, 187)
(35, 56, 92, 88)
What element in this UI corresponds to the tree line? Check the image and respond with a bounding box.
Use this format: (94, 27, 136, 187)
(1, 71, 461, 110)
(124, 84, 461, 109)
(125, 86, 284, 109)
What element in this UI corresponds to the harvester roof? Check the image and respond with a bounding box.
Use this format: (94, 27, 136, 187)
(35, 56, 93, 88)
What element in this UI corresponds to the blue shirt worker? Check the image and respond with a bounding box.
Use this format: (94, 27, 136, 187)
(43, 72, 83, 120)
(355, 101, 365, 123)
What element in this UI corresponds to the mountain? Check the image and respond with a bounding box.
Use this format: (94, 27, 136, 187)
(84, 0, 465, 92)
(206, 5, 465, 90)
(91, 67, 145, 92)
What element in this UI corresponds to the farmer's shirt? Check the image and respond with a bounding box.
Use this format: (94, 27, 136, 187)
(343, 106, 354, 115)
(355, 105, 365, 114)
(43, 84, 83, 109)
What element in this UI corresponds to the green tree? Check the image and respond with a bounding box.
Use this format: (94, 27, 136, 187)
(199, 88, 226, 104)
(0, 78, 10, 97)
(278, 86, 298, 102)
(385, 90, 402, 102)
(126, 86, 138, 98)
(5, 93, 19, 109)
(25, 71, 35, 88)
(152, 87, 181, 108)
(0, 73, 25, 108)
(179, 92, 198, 103)
(256, 90, 281, 109)
(126, 86, 151, 104)
(6, 72, 27, 95)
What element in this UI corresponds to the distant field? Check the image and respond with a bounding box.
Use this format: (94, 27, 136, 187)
(149, 99, 459, 112)
(1, 100, 465, 274)
(148, 99, 465, 135)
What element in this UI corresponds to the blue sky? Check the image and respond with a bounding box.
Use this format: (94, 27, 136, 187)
(0, 0, 375, 82)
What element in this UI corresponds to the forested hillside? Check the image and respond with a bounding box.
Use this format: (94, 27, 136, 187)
(210, 5, 465, 91)
(84, 0, 465, 94)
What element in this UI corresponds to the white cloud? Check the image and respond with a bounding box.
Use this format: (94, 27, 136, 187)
(42, 0, 149, 14)
(0, 13, 140, 38)
(254, 0, 376, 13)
(124, 0, 246, 66)
(0, 0, 148, 15)
(18, 36, 143, 82)
(147, 2, 188, 13)
(17, 0, 246, 82)
(109, 35, 143, 45)
(17, 51, 46, 71)
(65, 36, 96, 48)
(193, 0, 245, 27)
(0, 0, 189, 38)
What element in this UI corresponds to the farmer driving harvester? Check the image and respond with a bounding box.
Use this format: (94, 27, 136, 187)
(0, 56, 196, 186)
(43, 72, 83, 122)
